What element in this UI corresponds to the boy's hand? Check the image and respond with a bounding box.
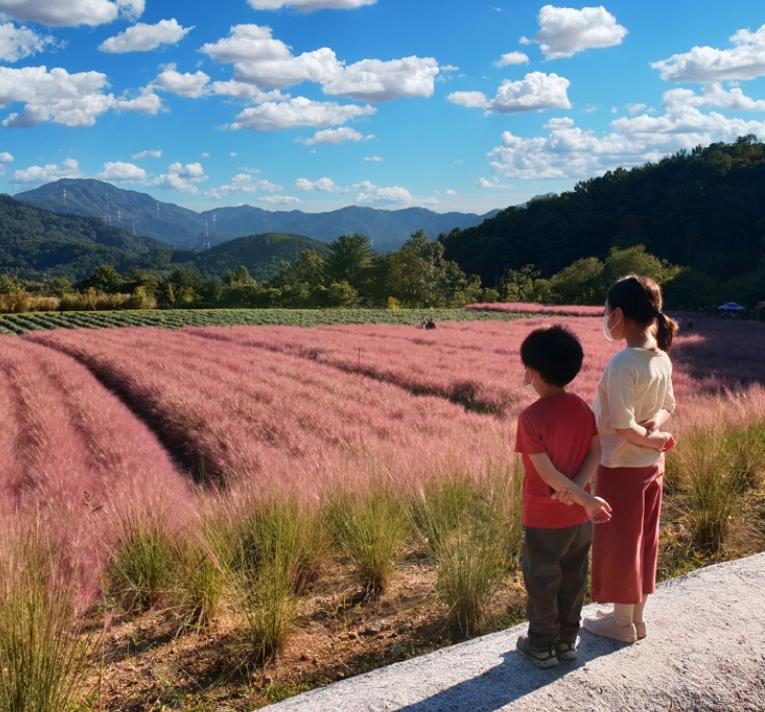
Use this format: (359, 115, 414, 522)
(551, 487, 576, 505)
(584, 496, 612, 523)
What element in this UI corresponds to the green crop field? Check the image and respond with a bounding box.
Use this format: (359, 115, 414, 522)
(0, 308, 531, 335)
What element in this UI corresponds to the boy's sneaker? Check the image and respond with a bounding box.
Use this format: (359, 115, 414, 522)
(582, 612, 637, 643)
(516, 634, 558, 668)
(555, 638, 578, 661)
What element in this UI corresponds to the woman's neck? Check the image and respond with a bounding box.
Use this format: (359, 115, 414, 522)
(624, 319, 657, 350)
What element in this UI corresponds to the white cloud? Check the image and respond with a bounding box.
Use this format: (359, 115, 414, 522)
(543, 116, 575, 129)
(445, 189, 456, 195)
(447, 90, 490, 108)
(149, 161, 208, 193)
(448, 72, 571, 114)
(205, 174, 283, 199)
(627, 102, 646, 115)
(151, 64, 209, 98)
(353, 180, 413, 205)
(495, 51, 529, 67)
(0, 23, 56, 61)
(230, 152, 237, 157)
(0, 66, 158, 127)
(96, 161, 147, 182)
(11, 158, 81, 186)
(259, 194, 301, 205)
(204, 24, 439, 102)
(652, 25, 765, 82)
(364, 155, 383, 161)
(487, 106, 765, 181)
(229, 96, 375, 131)
(521, 5, 628, 60)
(111, 86, 163, 114)
(131, 149, 162, 160)
(293, 176, 423, 205)
(477, 176, 513, 189)
(246, 0, 375, 11)
(298, 126, 372, 144)
(295, 176, 343, 192)
(200, 25, 292, 63)
(612, 104, 765, 141)
(323, 56, 439, 102)
(0, 0, 144, 27)
(237, 165, 261, 173)
(99, 19, 193, 53)
(662, 83, 765, 112)
(0, 150, 11, 175)
(209, 80, 289, 102)
(230, 47, 342, 89)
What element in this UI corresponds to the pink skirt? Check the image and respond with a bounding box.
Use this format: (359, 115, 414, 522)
(590, 457, 664, 604)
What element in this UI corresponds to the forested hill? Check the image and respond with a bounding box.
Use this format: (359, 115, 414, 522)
(0, 193, 184, 280)
(440, 136, 765, 285)
(0, 194, 333, 282)
(194, 232, 330, 281)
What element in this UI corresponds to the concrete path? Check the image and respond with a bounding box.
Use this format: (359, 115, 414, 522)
(267, 553, 765, 711)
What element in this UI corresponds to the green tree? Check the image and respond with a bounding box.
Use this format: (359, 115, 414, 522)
(324, 234, 372, 293)
(80, 265, 124, 294)
(0, 275, 25, 295)
(500, 265, 540, 302)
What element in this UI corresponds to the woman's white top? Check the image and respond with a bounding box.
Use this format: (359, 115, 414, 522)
(593, 347, 675, 468)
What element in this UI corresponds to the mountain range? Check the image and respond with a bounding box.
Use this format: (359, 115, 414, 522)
(0, 193, 331, 282)
(15, 179, 500, 252)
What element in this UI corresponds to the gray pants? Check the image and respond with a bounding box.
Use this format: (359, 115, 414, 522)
(522, 521, 593, 647)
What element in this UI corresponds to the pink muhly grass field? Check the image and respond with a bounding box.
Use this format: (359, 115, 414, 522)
(29, 327, 513, 496)
(0, 335, 192, 603)
(189, 318, 623, 415)
(463, 302, 605, 317)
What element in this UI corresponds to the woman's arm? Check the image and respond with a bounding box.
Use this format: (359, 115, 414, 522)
(614, 423, 674, 451)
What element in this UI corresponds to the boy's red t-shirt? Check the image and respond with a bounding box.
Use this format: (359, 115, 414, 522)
(515, 392, 599, 528)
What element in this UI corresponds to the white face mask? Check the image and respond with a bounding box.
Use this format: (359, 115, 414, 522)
(603, 309, 621, 342)
(523, 368, 536, 393)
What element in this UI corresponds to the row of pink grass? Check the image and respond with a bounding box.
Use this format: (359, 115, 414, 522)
(0, 336, 192, 603)
(463, 302, 605, 317)
(29, 327, 512, 496)
(187, 317, 727, 418)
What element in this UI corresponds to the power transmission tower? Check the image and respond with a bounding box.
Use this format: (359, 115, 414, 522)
(104, 190, 112, 225)
(203, 218, 211, 250)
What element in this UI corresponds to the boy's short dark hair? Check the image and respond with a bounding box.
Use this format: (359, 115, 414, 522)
(520, 325, 583, 387)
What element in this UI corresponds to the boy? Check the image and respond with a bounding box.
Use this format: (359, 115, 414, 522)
(514, 325, 611, 668)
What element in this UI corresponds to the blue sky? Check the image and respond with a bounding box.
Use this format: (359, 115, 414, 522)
(1, 0, 764, 215)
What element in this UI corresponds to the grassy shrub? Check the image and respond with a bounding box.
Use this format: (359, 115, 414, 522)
(328, 487, 409, 597)
(107, 511, 176, 613)
(411, 472, 510, 636)
(672, 430, 738, 552)
(172, 533, 226, 628)
(0, 524, 93, 712)
(232, 499, 322, 661)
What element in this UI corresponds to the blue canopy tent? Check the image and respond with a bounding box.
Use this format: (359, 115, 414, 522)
(719, 302, 746, 318)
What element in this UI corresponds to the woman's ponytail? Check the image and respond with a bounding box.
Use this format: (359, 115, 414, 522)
(655, 311, 678, 354)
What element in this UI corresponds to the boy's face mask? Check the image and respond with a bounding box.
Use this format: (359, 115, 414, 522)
(523, 368, 536, 393)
